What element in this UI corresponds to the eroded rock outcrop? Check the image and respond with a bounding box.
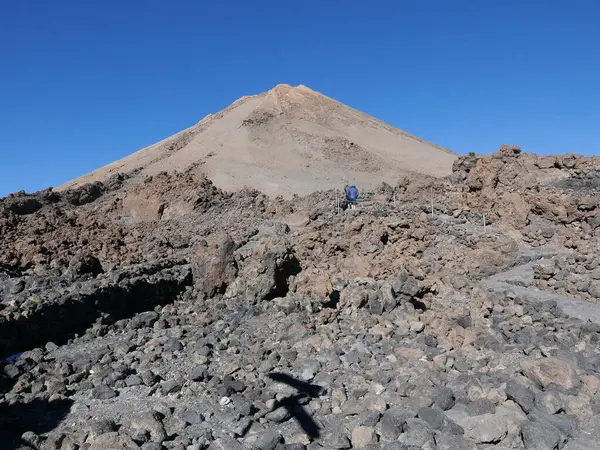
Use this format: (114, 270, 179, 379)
(2, 147, 600, 448)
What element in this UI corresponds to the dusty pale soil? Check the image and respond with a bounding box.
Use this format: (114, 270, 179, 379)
(57, 84, 458, 198)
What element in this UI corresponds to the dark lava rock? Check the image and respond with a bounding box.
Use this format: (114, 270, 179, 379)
(505, 379, 536, 413)
(91, 385, 117, 400)
(6, 196, 43, 215)
(434, 387, 456, 411)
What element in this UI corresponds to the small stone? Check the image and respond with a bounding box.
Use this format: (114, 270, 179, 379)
(265, 406, 291, 423)
(125, 375, 143, 386)
(164, 337, 184, 352)
(521, 357, 579, 390)
(457, 315, 472, 328)
(424, 335, 438, 347)
(300, 369, 314, 381)
(466, 399, 496, 416)
(209, 437, 249, 450)
(162, 379, 183, 394)
(462, 414, 508, 444)
(3, 364, 21, 379)
(398, 419, 435, 448)
(180, 409, 204, 425)
(21, 431, 42, 448)
(368, 396, 387, 413)
(141, 370, 158, 386)
(130, 411, 167, 443)
(435, 387, 456, 411)
(351, 426, 376, 449)
(435, 434, 476, 450)
(535, 390, 563, 415)
(190, 365, 209, 382)
(417, 407, 445, 430)
(359, 410, 382, 427)
(379, 407, 410, 441)
(410, 321, 425, 333)
(91, 385, 117, 400)
(87, 419, 117, 439)
(45, 342, 59, 352)
(89, 432, 138, 450)
(380, 444, 410, 450)
(583, 375, 600, 396)
(244, 430, 282, 450)
(219, 397, 231, 406)
(505, 379, 535, 413)
(521, 419, 562, 450)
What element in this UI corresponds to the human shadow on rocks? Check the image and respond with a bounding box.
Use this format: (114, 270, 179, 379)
(267, 372, 325, 439)
(0, 397, 74, 449)
(410, 298, 427, 312)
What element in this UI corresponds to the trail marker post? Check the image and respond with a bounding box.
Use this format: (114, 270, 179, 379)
(483, 213, 487, 233)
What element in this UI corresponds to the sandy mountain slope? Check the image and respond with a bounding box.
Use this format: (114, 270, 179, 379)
(59, 84, 457, 197)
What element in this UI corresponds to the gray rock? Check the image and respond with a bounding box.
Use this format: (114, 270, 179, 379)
(466, 399, 496, 416)
(505, 379, 535, 413)
(379, 407, 410, 441)
(462, 414, 508, 444)
(88, 432, 139, 450)
(359, 410, 382, 427)
(380, 444, 410, 450)
(521, 419, 562, 450)
(164, 337, 183, 352)
(417, 407, 445, 430)
(350, 426, 377, 449)
(244, 430, 281, 450)
(398, 419, 435, 448)
(424, 335, 438, 347)
(180, 409, 204, 425)
(457, 315, 472, 328)
(21, 431, 42, 448)
(434, 434, 477, 450)
(535, 390, 563, 415)
(191, 234, 238, 298)
(4, 364, 21, 379)
(529, 410, 579, 439)
(130, 311, 160, 329)
(265, 407, 291, 423)
(91, 385, 117, 400)
(125, 375, 143, 386)
(141, 444, 163, 450)
(207, 437, 249, 450)
(521, 356, 580, 390)
(129, 411, 167, 443)
(141, 370, 158, 386)
(86, 419, 118, 439)
(435, 387, 456, 411)
(391, 271, 420, 299)
(321, 429, 351, 449)
(190, 365, 209, 381)
(162, 379, 183, 394)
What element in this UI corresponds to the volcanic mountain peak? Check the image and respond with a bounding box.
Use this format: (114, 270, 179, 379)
(59, 84, 457, 197)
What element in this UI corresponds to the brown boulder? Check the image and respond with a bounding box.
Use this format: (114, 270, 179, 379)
(521, 357, 579, 390)
(191, 234, 238, 298)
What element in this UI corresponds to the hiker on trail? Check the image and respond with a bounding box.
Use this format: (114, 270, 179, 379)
(345, 184, 359, 210)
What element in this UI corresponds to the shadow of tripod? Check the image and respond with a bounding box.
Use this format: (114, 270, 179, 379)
(267, 372, 325, 439)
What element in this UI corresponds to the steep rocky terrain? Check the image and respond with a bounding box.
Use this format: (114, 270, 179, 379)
(57, 84, 457, 198)
(3, 146, 600, 449)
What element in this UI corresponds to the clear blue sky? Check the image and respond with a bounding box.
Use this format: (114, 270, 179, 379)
(1, 1, 599, 196)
